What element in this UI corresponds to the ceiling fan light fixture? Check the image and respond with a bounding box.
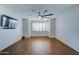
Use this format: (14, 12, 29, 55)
(43, 10, 48, 14)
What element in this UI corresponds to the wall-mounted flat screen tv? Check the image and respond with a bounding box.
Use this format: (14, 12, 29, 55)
(0, 15, 17, 29)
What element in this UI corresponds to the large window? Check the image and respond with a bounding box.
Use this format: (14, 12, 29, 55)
(32, 22, 49, 31)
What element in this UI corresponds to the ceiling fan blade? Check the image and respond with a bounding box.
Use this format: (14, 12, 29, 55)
(43, 10, 48, 14)
(42, 14, 53, 17)
(38, 12, 41, 15)
(32, 10, 37, 13)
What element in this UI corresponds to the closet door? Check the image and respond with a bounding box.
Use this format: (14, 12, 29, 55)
(49, 18, 56, 38)
(22, 19, 29, 38)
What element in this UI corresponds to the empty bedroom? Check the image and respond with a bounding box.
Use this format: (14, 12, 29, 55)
(0, 4, 79, 55)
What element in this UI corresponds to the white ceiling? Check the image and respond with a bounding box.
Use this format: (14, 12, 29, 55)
(0, 4, 76, 17)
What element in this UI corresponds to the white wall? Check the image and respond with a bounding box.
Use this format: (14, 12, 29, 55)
(0, 6, 22, 51)
(56, 5, 79, 52)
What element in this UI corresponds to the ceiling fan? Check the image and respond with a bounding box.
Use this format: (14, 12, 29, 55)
(32, 10, 54, 18)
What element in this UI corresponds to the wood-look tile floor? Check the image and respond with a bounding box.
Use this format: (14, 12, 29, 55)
(1, 37, 79, 55)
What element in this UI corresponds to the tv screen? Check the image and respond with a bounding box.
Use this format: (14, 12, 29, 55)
(9, 19, 17, 29)
(0, 15, 17, 29)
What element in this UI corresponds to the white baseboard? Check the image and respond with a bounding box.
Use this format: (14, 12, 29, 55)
(0, 36, 22, 51)
(25, 35, 55, 38)
(24, 36, 31, 38)
(55, 35, 79, 52)
(48, 36, 55, 38)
